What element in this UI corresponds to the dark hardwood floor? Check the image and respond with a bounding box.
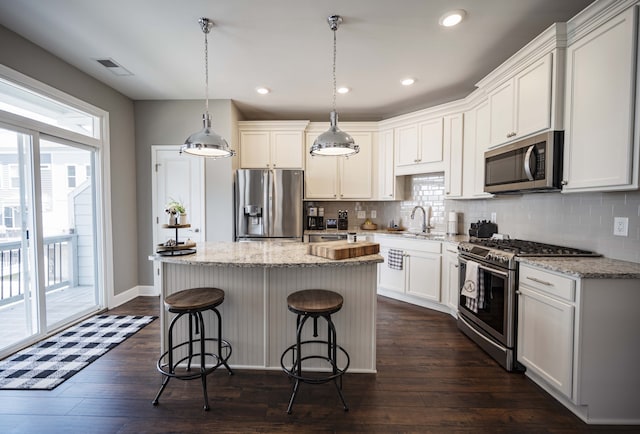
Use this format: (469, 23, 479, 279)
(0, 295, 636, 433)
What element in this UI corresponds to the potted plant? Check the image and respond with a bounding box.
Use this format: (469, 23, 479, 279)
(165, 199, 187, 225)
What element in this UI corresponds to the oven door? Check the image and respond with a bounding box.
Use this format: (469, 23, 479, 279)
(457, 256, 516, 348)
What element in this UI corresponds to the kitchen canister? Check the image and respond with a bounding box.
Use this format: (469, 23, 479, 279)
(447, 211, 459, 235)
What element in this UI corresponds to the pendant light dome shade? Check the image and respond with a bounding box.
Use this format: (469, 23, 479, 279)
(310, 111, 359, 156)
(182, 113, 236, 158)
(181, 17, 235, 158)
(310, 15, 359, 157)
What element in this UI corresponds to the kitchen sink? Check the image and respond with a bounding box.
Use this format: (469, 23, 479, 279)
(401, 232, 445, 241)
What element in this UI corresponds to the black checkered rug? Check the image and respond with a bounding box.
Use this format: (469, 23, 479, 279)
(0, 314, 155, 390)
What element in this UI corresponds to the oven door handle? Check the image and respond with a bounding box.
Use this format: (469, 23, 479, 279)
(459, 257, 509, 277)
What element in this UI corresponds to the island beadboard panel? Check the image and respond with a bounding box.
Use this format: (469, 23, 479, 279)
(159, 262, 377, 372)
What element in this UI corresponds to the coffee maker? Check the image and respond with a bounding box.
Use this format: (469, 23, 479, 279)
(306, 207, 324, 230)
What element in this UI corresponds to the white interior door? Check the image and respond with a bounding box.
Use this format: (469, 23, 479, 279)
(152, 146, 205, 289)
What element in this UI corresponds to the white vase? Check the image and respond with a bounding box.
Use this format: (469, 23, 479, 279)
(168, 214, 178, 226)
(179, 213, 187, 225)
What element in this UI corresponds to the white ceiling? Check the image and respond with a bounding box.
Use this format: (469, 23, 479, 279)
(0, 0, 594, 121)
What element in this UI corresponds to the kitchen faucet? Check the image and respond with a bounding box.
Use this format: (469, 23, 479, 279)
(411, 205, 434, 233)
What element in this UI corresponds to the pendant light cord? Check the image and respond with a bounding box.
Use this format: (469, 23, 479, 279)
(204, 29, 209, 115)
(332, 28, 337, 114)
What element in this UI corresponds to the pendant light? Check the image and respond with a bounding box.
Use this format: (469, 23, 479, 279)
(310, 15, 359, 157)
(181, 17, 236, 158)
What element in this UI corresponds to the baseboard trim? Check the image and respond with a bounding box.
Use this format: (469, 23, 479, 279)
(108, 285, 158, 309)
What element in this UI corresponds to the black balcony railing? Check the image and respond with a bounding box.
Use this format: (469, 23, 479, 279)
(0, 234, 77, 307)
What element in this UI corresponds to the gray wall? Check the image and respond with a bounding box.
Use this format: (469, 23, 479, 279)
(0, 24, 138, 297)
(134, 100, 238, 285)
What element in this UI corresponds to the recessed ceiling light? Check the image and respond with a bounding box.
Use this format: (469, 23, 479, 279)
(401, 78, 415, 86)
(256, 87, 270, 95)
(439, 9, 466, 27)
(337, 87, 350, 94)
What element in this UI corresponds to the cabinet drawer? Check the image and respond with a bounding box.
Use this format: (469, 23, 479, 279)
(519, 264, 575, 302)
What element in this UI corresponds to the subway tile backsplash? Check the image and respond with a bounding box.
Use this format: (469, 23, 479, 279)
(446, 190, 640, 263)
(305, 174, 640, 263)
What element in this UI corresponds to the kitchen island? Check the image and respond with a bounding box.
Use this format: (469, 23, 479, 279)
(150, 241, 383, 372)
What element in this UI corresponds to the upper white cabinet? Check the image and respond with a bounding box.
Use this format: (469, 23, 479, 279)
(443, 113, 464, 198)
(375, 128, 404, 200)
(461, 99, 493, 198)
(488, 54, 553, 147)
(562, 5, 639, 192)
(395, 117, 445, 175)
(305, 127, 374, 200)
(238, 121, 309, 169)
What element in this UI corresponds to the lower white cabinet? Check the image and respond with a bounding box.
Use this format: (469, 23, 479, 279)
(376, 235, 445, 312)
(442, 243, 460, 313)
(517, 266, 575, 398)
(516, 263, 640, 424)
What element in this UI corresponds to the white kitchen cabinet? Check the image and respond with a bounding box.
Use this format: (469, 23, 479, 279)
(305, 130, 373, 200)
(441, 243, 459, 315)
(405, 247, 441, 302)
(376, 235, 446, 312)
(562, 6, 639, 192)
(461, 100, 493, 198)
(488, 53, 552, 147)
(443, 113, 463, 198)
(375, 128, 404, 200)
(238, 121, 308, 169)
(517, 265, 575, 399)
(516, 262, 640, 424)
(395, 117, 445, 176)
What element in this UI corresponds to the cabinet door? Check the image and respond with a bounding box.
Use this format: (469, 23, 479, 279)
(378, 129, 396, 199)
(378, 247, 405, 294)
(515, 53, 552, 139)
(517, 286, 574, 398)
(444, 248, 459, 312)
(271, 131, 303, 169)
(489, 80, 515, 146)
(418, 118, 444, 163)
(444, 114, 463, 197)
(474, 101, 492, 196)
(563, 7, 638, 192)
(305, 132, 338, 199)
(406, 249, 441, 302)
(395, 124, 419, 167)
(240, 131, 271, 168)
(340, 132, 373, 199)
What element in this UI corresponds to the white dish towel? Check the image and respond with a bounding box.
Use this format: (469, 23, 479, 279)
(462, 260, 479, 300)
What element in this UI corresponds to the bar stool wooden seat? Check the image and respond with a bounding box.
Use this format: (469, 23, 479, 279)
(152, 287, 233, 411)
(280, 289, 350, 414)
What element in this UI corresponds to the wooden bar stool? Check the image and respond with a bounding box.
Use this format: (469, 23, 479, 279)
(280, 289, 350, 414)
(152, 287, 233, 411)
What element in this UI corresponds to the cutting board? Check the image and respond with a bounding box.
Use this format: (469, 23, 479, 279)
(307, 240, 380, 260)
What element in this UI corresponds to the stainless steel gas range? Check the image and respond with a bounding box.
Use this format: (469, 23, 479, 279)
(457, 238, 599, 371)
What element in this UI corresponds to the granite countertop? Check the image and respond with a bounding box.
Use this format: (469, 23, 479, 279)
(517, 257, 640, 279)
(150, 241, 384, 268)
(305, 229, 468, 244)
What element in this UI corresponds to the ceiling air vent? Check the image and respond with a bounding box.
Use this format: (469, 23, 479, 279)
(94, 58, 133, 76)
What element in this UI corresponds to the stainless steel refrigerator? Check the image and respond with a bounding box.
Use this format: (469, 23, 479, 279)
(235, 169, 303, 241)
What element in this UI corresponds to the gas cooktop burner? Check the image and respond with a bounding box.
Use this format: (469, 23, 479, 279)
(466, 238, 600, 257)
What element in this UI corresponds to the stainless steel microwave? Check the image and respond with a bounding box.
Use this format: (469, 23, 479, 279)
(484, 131, 563, 194)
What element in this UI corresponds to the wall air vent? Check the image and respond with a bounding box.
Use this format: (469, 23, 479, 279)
(94, 58, 133, 76)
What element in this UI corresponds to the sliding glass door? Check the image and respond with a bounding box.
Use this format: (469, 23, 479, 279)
(40, 137, 98, 329)
(0, 126, 100, 355)
(0, 126, 38, 351)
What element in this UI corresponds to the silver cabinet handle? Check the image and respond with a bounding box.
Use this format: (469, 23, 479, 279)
(454, 264, 459, 268)
(526, 276, 553, 286)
